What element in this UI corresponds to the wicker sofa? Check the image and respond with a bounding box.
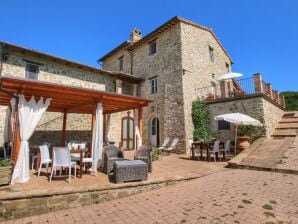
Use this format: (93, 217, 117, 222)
(103, 145, 124, 174)
(134, 146, 152, 172)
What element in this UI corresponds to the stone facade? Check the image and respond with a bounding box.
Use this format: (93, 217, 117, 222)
(102, 20, 232, 152)
(180, 22, 232, 145)
(207, 95, 284, 140)
(0, 44, 133, 146)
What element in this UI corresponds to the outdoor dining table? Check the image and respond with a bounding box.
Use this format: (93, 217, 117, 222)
(33, 147, 89, 178)
(70, 148, 89, 178)
(191, 141, 225, 162)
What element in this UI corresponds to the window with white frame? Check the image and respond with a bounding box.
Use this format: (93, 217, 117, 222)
(25, 63, 39, 80)
(150, 78, 157, 94)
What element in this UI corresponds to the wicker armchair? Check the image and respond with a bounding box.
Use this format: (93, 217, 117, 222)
(103, 145, 124, 174)
(134, 146, 152, 172)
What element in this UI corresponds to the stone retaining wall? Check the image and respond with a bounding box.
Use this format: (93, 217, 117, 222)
(206, 94, 285, 140)
(0, 179, 186, 220)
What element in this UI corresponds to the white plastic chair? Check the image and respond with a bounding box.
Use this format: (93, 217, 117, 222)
(223, 140, 231, 154)
(71, 143, 95, 176)
(50, 147, 76, 183)
(163, 138, 179, 154)
(158, 137, 170, 150)
(37, 145, 52, 178)
(209, 140, 222, 162)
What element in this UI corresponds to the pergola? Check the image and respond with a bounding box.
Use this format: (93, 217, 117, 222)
(0, 76, 152, 183)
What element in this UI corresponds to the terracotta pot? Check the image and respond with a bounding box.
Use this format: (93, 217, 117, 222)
(237, 136, 250, 151)
(0, 165, 12, 186)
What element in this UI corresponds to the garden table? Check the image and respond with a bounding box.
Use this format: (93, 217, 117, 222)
(70, 148, 89, 178)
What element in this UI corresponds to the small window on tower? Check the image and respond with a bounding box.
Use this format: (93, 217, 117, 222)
(119, 56, 124, 71)
(25, 63, 39, 80)
(209, 46, 214, 62)
(149, 41, 157, 55)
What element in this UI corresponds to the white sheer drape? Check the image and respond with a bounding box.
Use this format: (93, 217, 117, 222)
(133, 109, 142, 149)
(11, 95, 51, 184)
(104, 114, 111, 143)
(90, 103, 103, 173)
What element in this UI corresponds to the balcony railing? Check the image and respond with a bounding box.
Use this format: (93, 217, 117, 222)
(195, 73, 285, 108)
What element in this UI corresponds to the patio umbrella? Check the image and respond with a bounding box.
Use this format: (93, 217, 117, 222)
(217, 72, 243, 81)
(214, 113, 262, 154)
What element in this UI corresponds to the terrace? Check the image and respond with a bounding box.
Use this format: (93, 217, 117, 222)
(196, 73, 286, 108)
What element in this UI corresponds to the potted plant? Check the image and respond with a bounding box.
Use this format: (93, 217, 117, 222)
(0, 159, 14, 186)
(237, 126, 250, 151)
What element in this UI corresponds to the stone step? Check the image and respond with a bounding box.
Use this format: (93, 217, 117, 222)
(276, 123, 298, 129)
(279, 118, 298, 123)
(271, 129, 296, 137)
(283, 111, 298, 118)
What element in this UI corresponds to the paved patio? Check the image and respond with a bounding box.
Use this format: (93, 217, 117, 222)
(5, 169, 298, 224)
(0, 153, 226, 200)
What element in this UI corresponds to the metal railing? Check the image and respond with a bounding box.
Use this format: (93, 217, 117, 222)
(195, 77, 255, 101)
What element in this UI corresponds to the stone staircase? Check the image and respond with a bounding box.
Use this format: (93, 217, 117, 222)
(229, 111, 298, 174)
(271, 111, 298, 138)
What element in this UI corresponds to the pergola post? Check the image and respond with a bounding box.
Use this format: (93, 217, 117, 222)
(61, 111, 67, 146)
(90, 111, 96, 154)
(138, 107, 143, 144)
(12, 111, 20, 161)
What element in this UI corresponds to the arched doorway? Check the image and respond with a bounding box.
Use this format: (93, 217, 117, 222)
(149, 117, 160, 147)
(121, 116, 135, 150)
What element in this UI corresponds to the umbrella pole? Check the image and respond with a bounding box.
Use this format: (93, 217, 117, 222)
(234, 125, 237, 155)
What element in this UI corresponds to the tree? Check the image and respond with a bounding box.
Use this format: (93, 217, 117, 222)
(280, 91, 298, 111)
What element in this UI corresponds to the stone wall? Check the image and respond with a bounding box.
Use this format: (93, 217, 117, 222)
(102, 47, 132, 74)
(0, 49, 116, 146)
(261, 97, 285, 136)
(206, 95, 284, 141)
(180, 22, 232, 147)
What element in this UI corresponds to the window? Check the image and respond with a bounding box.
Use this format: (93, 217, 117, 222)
(217, 120, 231, 131)
(209, 46, 214, 62)
(225, 63, 230, 72)
(149, 41, 157, 55)
(119, 56, 124, 71)
(150, 78, 157, 94)
(25, 63, 39, 80)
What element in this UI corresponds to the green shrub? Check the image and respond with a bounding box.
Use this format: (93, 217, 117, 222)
(151, 148, 162, 161)
(192, 101, 212, 141)
(280, 91, 298, 111)
(0, 159, 14, 167)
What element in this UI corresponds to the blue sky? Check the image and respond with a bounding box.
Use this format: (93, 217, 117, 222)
(1, 0, 297, 91)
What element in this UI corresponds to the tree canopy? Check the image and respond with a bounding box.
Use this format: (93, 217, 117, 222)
(281, 91, 298, 111)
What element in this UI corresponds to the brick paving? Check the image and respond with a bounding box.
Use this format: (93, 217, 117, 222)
(4, 169, 298, 224)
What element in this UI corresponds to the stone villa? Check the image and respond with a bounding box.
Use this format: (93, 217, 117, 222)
(0, 16, 285, 152)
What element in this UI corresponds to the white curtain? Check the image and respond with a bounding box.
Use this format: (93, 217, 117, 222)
(133, 109, 142, 149)
(90, 103, 103, 173)
(104, 114, 111, 143)
(11, 95, 51, 184)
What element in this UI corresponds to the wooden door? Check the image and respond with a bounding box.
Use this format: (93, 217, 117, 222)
(121, 116, 135, 150)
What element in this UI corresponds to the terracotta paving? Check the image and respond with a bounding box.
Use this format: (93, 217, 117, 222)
(240, 137, 297, 171)
(0, 154, 226, 200)
(4, 169, 298, 224)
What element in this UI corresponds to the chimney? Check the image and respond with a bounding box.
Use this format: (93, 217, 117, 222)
(130, 28, 142, 42)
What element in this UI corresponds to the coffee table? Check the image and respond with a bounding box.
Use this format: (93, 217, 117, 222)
(114, 160, 148, 183)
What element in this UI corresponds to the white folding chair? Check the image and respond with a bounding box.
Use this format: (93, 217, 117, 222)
(163, 138, 179, 154)
(223, 140, 231, 154)
(158, 137, 170, 150)
(50, 147, 76, 183)
(37, 145, 52, 178)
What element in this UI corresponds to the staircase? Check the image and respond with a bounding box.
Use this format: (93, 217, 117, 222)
(230, 111, 298, 174)
(271, 112, 298, 138)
